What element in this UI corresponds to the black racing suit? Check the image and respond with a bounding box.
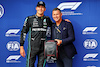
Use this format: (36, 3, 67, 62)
(20, 15, 52, 67)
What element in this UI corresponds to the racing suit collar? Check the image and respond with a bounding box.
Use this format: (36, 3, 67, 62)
(35, 14, 45, 19)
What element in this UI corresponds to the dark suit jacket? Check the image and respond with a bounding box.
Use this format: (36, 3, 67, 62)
(52, 20, 77, 59)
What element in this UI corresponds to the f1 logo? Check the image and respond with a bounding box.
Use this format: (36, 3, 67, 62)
(83, 53, 98, 61)
(57, 2, 82, 10)
(6, 55, 21, 63)
(5, 29, 20, 37)
(82, 27, 97, 34)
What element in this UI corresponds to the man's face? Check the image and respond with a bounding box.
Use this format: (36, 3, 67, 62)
(36, 5, 46, 15)
(52, 10, 62, 22)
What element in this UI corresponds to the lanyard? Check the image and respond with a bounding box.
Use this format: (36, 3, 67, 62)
(55, 27, 61, 33)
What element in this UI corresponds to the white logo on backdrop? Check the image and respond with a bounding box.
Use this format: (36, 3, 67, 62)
(57, 2, 82, 15)
(0, 4, 4, 18)
(5, 29, 20, 37)
(87, 66, 96, 67)
(83, 53, 98, 61)
(6, 41, 20, 51)
(6, 55, 21, 63)
(83, 39, 98, 49)
(57, 2, 82, 10)
(82, 27, 97, 34)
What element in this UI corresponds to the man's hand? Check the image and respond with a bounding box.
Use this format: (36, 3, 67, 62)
(55, 39, 62, 46)
(20, 46, 26, 57)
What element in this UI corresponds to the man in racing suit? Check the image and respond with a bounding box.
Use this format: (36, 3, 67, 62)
(20, 1, 52, 67)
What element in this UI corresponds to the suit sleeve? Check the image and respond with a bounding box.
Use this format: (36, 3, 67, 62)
(47, 17, 52, 27)
(46, 17, 53, 40)
(20, 17, 30, 46)
(62, 22, 75, 45)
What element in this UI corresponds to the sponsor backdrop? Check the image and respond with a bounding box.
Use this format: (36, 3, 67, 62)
(0, 0, 100, 67)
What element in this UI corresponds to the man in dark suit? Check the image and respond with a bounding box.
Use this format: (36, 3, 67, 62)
(52, 8, 77, 67)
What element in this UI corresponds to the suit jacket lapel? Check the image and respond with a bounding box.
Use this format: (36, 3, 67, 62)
(60, 20, 64, 39)
(61, 20, 66, 39)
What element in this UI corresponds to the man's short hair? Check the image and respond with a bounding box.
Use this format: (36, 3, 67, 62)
(52, 8, 61, 13)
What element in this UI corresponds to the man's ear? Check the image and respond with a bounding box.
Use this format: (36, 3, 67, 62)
(44, 8, 46, 11)
(61, 13, 62, 17)
(36, 7, 37, 11)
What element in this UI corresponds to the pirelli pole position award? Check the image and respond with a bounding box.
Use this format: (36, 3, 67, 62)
(43, 40, 58, 66)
